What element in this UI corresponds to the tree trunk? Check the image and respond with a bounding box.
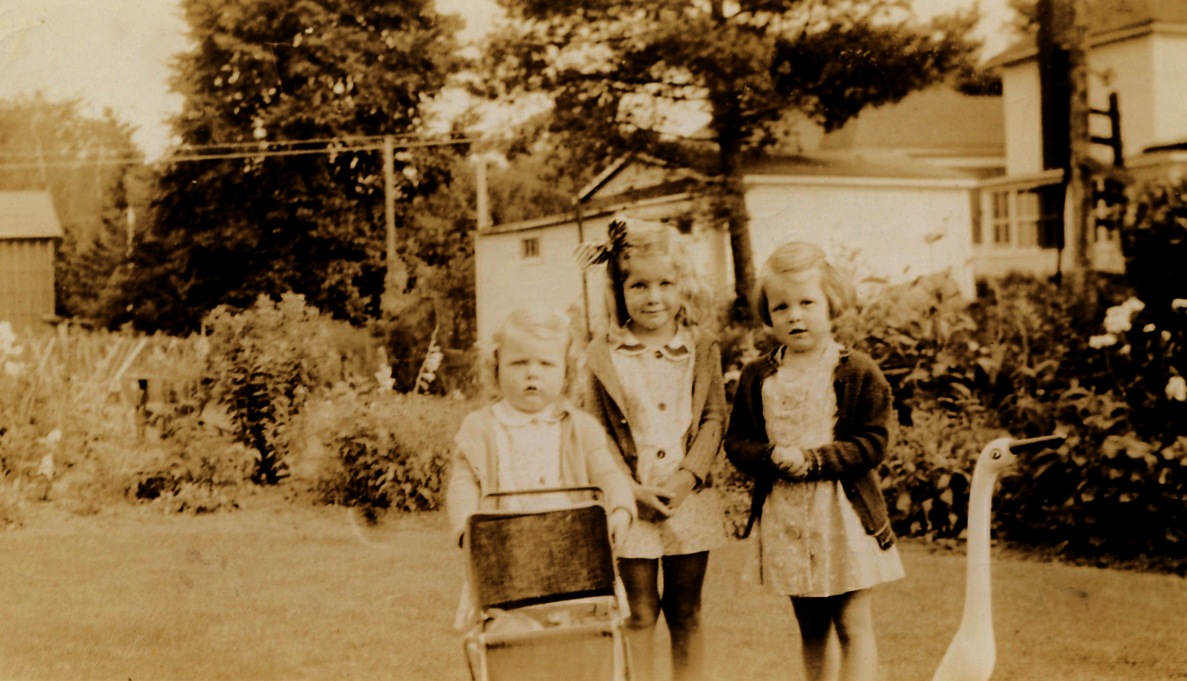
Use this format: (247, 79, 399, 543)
(709, 0, 757, 324)
(711, 99, 756, 322)
(722, 158, 757, 324)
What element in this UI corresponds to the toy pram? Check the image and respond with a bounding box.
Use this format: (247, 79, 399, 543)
(463, 487, 632, 681)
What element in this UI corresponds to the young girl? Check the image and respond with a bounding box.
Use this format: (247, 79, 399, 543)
(581, 217, 727, 681)
(725, 241, 903, 681)
(446, 307, 635, 625)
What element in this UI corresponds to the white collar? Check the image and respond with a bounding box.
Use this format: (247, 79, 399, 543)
(609, 326, 691, 359)
(491, 399, 566, 426)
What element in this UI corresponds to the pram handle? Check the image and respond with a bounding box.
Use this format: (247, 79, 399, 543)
(481, 486, 605, 501)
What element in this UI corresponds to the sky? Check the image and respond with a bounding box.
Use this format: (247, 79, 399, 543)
(0, 0, 1016, 161)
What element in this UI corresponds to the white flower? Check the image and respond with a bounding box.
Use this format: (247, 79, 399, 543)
(1122, 297, 1146, 314)
(1144, 324, 1157, 333)
(1103, 307, 1132, 335)
(424, 349, 444, 374)
(1167, 375, 1187, 402)
(42, 429, 62, 447)
(0, 321, 17, 358)
(1088, 334, 1118, 349)
(37, 453, 54, 480)
(1173, 299, 1187, 312)
(375, 363, 395, 392)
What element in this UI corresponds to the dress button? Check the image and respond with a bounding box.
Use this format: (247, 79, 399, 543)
(658, 402, 666, 411)
(656, 449, 666, 459)
(654, 350, 663, 359)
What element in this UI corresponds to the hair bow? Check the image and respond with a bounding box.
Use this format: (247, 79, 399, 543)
(573, 217, 629, 271)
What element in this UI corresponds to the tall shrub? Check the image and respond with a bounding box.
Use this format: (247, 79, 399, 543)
(203, 294, 336, 484)
(311, 387, 474, 519)
(1124, 180, 1187, 325)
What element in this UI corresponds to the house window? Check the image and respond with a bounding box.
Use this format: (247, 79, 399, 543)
(985, 187, 1051, 248)
(522, 237, 540, 259)
(1016, 191, 1040, 247)
(991, 190, 1011, 246)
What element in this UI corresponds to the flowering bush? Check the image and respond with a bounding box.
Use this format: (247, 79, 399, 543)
(990, 289, 1187, 567)
(202, 294, 341, 484)
(310, 385, 474, 520)
(1123, 179, 1187, 325)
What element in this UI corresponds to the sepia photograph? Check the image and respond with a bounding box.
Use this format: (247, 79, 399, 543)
(1, 0, 1185, 679)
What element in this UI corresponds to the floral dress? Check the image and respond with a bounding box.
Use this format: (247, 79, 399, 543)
(757, 341, 904, 596)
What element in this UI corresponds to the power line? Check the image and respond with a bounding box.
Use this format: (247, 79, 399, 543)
(0, 135, 479, 171)
(0, 131, 442, 161)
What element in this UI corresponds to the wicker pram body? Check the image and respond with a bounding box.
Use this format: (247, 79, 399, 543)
(463, 488, 631, 681)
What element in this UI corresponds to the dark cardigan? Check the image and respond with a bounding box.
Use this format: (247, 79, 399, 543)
(724, 346, 896, 549)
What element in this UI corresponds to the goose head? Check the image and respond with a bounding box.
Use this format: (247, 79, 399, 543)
(976, 435, 1066, 476)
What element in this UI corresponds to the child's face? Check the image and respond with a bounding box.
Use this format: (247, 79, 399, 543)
(764, 270, 833, 355)
(622, 254, 680, 337)
(497, 328, 567, 413)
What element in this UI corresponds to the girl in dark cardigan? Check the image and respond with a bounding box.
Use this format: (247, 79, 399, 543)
(725, 241, 902, 681)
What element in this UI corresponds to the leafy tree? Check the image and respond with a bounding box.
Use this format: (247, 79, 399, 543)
(0, 94, 144, 321)
(119, 0, 462, 333)
(480, 0, 982, 319)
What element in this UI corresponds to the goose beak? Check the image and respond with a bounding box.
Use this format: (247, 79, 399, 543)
(1006, 434, 1066, 455)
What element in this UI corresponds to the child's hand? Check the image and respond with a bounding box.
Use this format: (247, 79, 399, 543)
(771, 445, 808, 479)
(633, 482, 673, 521)
(659, 469, 697, 510)
(608, 508, 632, 550)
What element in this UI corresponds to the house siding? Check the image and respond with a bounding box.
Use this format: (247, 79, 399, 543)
(0, 238, 56, 327)
(1002, 64, 1044, 175)
(474, 222, 587, 344)
(744, 181, 977, 298)
(474, 200, 728, 343)
(1003, 27, 1187, 173)
(1150, 32, 1187, 147)
(1096, 36, 1155, 158)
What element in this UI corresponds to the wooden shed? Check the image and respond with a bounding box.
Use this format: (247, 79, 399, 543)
(0, 191, 63, 328)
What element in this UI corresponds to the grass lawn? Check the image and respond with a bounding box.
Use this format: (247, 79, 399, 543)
(1, 496, 1184, 681)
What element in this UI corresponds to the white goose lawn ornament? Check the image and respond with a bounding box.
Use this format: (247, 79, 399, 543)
(931, 435, 1065, 681)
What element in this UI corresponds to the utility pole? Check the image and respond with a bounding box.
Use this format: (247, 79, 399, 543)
(382, 134, 408, 315)
(1066, 0, 1094, 287)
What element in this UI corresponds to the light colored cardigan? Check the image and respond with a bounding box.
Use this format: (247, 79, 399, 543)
(445, 401, 636, 543)
(583, 328, 726, 486)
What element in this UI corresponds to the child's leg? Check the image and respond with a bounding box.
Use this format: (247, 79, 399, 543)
(659, 551, 709, 681)
(791, 596, 836, 681)
(618, 557, 660, 681)
(833, 589, 877, 681)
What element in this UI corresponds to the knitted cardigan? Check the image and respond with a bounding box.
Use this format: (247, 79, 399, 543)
(445, 402, 636, 544)
(724, 346, 896, 549)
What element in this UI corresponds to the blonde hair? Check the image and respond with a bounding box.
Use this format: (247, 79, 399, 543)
(604, 217, 710, 329)
(754, 241, 854, 325)
(478, 307, 582, 403)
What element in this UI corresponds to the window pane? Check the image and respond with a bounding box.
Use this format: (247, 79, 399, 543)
(522, 238, 540, 258)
